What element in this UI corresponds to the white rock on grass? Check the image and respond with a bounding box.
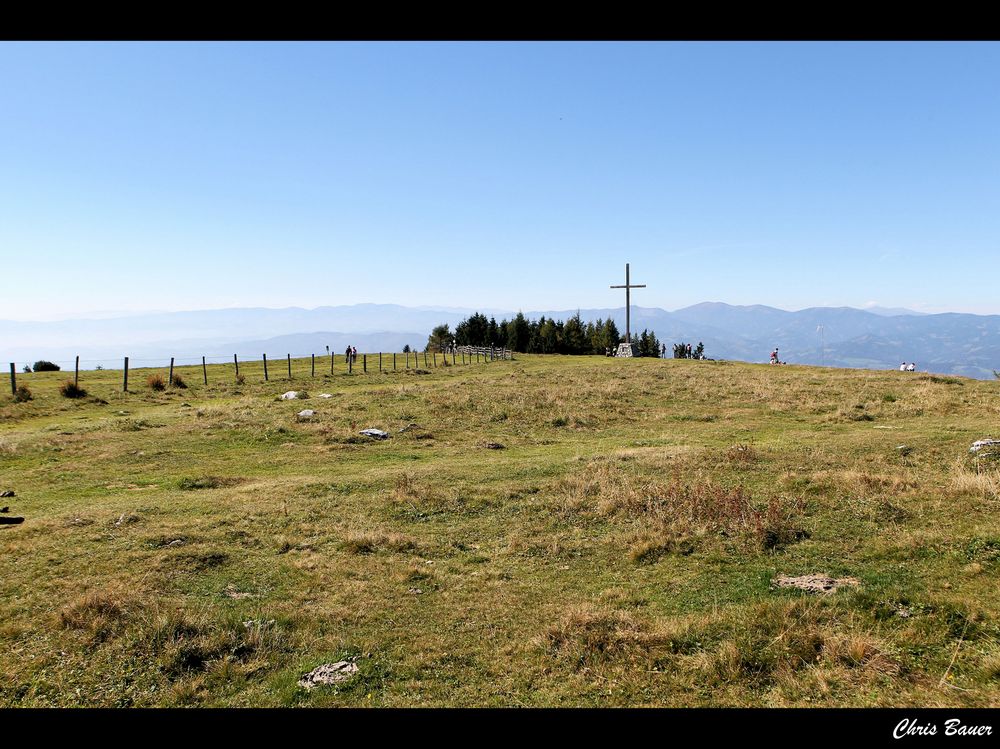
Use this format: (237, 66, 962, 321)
(970, 439, 1000, 453)
(297, 409, 315, 420)
(360, 428, 389, 440)
(318, 393, 333, 399)
(281, 391, 301, 400)
(298, 661, 359, 690)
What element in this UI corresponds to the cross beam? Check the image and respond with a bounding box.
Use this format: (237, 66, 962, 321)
(610, 263, 646, 343)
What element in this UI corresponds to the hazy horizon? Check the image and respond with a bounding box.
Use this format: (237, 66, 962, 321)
(0, 299, 948, 325)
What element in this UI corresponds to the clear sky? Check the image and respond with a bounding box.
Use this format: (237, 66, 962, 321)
(2, 41, 999, 321)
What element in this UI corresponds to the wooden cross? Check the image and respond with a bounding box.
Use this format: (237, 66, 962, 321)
(610, 263, 646, 344)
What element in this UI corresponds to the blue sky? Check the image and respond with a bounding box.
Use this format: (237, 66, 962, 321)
(1, 41, 998, 321)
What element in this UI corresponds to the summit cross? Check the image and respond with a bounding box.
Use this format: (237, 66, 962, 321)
(610, 262, 646, 344)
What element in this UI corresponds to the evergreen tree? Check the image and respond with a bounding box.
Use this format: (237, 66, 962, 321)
(647, 330, 661, 358)
(603, 319, 621, 351)
(507, 312, 531, 352)
(564, 312, 587, 355)
(427, 324, 452, 352)
(638, 329, 651, 357)
(694, 341, 705, 359)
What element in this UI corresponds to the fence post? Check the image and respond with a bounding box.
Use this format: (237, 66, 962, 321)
(9, 363, 15, 396)
(75, 355, 80, 387)
(311, 354, 315, 377)
(169, 357, 175, 387)
(123, 357, 129, 392)
(393, 353, 396, 371)
(424, 351, 428, 368)
(331, 352, 334, 374)
(348, 354, 352, 374)
(453, 351, 456, 366)
(363, 354, 367, 373)
(287, 354, 292, 379)
(379, 352, 382, 372)
(263, 354, 269, 381)
(433, 353, 437, 367)
(234, 354, 240, 378)
(202, 356, 208, 385)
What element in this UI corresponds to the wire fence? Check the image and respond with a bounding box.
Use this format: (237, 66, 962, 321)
(7, 347, 513, 395)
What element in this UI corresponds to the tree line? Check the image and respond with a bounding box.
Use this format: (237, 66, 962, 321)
(426, 312, 663, 357)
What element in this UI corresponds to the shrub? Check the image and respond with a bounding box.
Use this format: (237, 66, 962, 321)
(32, 360, 60, 372)
(22, 365, 31, 373)
(147, 374, 166, 391)
(171, 373, 187, 389)
(60, 381, 87, 399)
(13, 385, 32, 403)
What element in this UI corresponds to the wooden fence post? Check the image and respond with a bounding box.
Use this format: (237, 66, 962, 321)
(263, 354, 269, 381)
(433, 353, 437, 367)
(311, 354, 315, 377)
(202, 356, 208, 385)
(234, 354, 240, 378)
(453, 351, 456, 366)
(424, 351, 428, 368)
(363, 354, 367, 373)
(287, 354, 292, 379)
(75, 355, 80, 387)
(348, 354, 352, 374)
(379, 352, 382, 372)
(331, 352, 334, 374)
(123, 357, 129, 392)
(169, 357, 175, 387)
(9, 363, 15, 396)
(393, 353, 396, 371)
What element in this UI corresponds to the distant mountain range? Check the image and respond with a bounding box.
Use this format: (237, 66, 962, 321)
(2, 303, 998, 379)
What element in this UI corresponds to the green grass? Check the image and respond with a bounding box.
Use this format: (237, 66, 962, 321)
(2, 354, 1000, 706)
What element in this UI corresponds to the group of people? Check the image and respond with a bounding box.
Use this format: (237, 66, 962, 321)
(344, 345, 358, 364)
(769, 348, 785, 365)
(899, 362, 917, 372)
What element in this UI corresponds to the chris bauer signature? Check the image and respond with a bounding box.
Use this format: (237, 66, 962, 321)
(894, 719, 993, 738)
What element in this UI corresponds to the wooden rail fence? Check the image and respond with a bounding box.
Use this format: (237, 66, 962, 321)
(7, 347, 513, 394)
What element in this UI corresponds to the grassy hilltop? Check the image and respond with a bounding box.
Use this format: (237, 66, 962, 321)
(1, 354, 999, 707)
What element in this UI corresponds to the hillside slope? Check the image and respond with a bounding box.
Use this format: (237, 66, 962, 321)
(2, 355, 999, 707)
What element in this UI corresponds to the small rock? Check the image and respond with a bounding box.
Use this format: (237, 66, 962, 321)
(772, 573, 860, 595)
(280, 391, 302, 400)
(166, 539, 185, 547)
(0, 506, 8, 513)
(318, 393, 333, 399)
(297, 409, 316, 420)
(408, 587, 423, 595)
(360, 429, 389, 440)
(970, 439, 1000, 453)
(0, 490, 14, 498)
(298, 660, 360, 690)
(896, 444, 913, 456)
(484, 442, 505, 450)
